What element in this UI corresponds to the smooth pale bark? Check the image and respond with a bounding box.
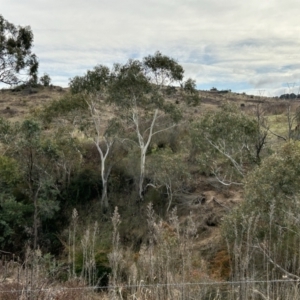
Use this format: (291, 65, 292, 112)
(94, 137, 113, 208)
(88, 100, 113, 208)
(133, 108, 158, 201)
(132, 107, 176, 201)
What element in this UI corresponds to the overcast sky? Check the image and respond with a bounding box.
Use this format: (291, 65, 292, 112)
(2, 0, 300, 96)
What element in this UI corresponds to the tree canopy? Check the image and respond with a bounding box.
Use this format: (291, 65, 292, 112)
(0, 15, 38, 85)
(191, 103, 262, 184)
(69, 52, 199, 201)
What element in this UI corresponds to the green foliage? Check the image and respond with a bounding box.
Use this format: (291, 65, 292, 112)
(21, 118, 41, 139)
(0, 156, 20, 189)
(68, 52, 198, 201)
(244, 142, 300, 220)
(162, 102, 182, 122)
(39, 93, 88, 123)
(143, 51, 184, 83)
(0, 119, 84, 252)
(69, 52, 196, 119)
(0, 194, 31, 249)
(108, 59, 152, 109)
(146, 147, 191, 210)
(0, 15, 38, 85)
(107, 52, 194, 115)
(0, 117, 14, 144)
(40, 73, 51, 86)
(191, 103, 259, 179)
(37, 182, 60, 220)
(222, 142, 300, 276)
(9, 119, 64, 249)
(182, 78, 200, 106)
(64, 168, 102, 205)
(69, 65, 110, 95)
(108, 164, 135, 195)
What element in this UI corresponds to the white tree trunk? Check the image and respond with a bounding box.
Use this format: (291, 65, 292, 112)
(100, 159, 108, 208)
(138, 147, 147, 200)
(95, 139, 112, 209)
(133, 108, 159, 201)
(88, 99, 113, 209)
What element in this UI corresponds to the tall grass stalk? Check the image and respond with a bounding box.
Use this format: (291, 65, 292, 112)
(107, 207, 122, 299)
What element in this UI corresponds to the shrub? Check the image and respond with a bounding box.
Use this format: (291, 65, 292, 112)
(39, 93, 88, 123)
(222, 142, 300, 279)
(40, 73, 51, 87)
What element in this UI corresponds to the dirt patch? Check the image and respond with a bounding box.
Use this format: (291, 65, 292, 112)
(175, 174, 242, 237)
(0, 86, 65, 122)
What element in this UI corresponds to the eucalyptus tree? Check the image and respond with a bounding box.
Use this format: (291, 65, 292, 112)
(0, 155, 28, 250)
(0, 15, 38, 85)
(0, 119, 30, 250)
(108, 52, 198, 200)
(191, 103, 264, 185)
(86, 98, 125, 209)
(0, 120, 67, 250)
(69, 65, 110, 95)
(147, 148, 191, 211)
(17, 120, 62, 249)
(19, 122, 83, 249)
(70, 65, 125, 208)
(0, 117, 82, 251)
(69, 52, 199, 202)
(71, 65, 116, 207)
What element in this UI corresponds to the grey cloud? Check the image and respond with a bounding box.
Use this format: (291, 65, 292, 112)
(2, 0, 300, 94)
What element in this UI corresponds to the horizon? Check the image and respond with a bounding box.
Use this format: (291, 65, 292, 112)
(2, 0, 300, 97)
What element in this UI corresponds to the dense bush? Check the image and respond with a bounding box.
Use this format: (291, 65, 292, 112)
(222, 142, 300, 278)
(191, 103, 262, 181)
(39, 93, 88, 123)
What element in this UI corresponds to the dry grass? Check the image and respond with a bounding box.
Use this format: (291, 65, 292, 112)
(1, 87, 300, 298)
(0, 86, 66, 122)
(0, 247, 105, 299)
(1, 85, 290, 122)
(1, 201, 300, 299)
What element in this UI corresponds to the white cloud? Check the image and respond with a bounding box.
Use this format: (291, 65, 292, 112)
(2, 0, 300, 95)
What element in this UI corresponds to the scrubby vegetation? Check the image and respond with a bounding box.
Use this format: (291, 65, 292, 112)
(2, 49, 300, 299)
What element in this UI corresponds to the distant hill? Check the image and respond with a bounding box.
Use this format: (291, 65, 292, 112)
(279, 93, 300, 100)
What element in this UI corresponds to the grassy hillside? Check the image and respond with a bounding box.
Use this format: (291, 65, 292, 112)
(1, 85, 300, 299)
